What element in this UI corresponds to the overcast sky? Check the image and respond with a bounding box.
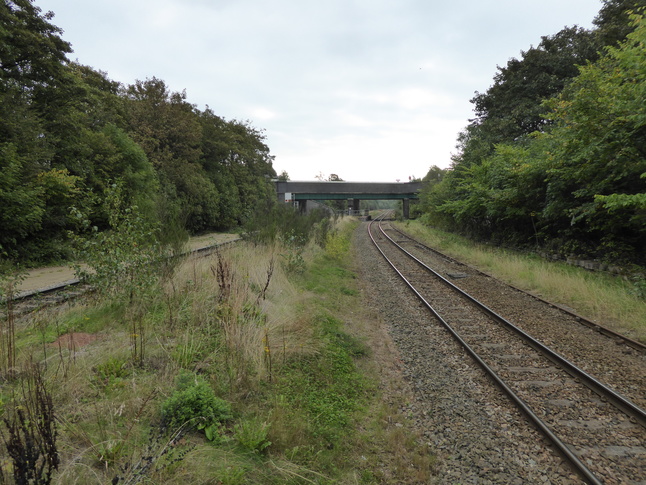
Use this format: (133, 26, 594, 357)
(36, 0, 602, 182)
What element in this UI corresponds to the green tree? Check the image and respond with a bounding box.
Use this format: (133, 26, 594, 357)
(0, 0, 75, 260)
(0, 2, 279, 262)
(593, 0, 646, 46)
(470, 26, 598, 146)
(0, 0, 72, 104)
(542, 12, 646, 260)
(198, 109, 276, 228)
(123, 78, 220, 232)
(0, 145, 45, 258)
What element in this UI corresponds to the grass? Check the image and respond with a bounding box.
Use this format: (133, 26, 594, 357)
(0, 218, 436, 484)
(397, 220, 646, 343)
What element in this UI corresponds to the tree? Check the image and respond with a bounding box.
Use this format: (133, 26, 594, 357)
(0, 2, 280, 262)
(541, 12, 646, 259)
(470, 26, 598, 145)
(0, 0, 76, 260)
(198, 109, 275, 228)
(0, 145, 45, 258)
(425, 13, 646, 263)
(123, 78, 221, 232)
(593, 0, 646, 46)
(0, 0, 72, 100)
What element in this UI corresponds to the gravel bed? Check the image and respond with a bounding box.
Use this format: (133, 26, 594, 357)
(353, 222, 585, 484)
(389, 224, 646, 411)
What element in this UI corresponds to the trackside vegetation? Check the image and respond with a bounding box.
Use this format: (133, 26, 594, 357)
(0, 213, 435, 484)
(2, 0, 646, 480)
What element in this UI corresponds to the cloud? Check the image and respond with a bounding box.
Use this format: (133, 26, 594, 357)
(39, 0, 601, 182)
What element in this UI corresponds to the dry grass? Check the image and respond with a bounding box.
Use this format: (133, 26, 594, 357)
(170, 242, 319, 382)
(1, 219, 440, 484)
(2, 239, 328, 484)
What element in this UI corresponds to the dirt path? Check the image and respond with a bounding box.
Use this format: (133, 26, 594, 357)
(16, 233, 239, 294)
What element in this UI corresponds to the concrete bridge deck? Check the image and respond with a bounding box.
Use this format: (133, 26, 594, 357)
(274, 180, 422, 218)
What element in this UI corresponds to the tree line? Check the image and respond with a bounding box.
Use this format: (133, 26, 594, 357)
(418, 0, 646, 267)
(1, 0, 277, 264)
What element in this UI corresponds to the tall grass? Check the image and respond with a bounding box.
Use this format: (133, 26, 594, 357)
(1, 216, 402, 484)
(399, 220, 646, 342)
(170, 243, 318, 386)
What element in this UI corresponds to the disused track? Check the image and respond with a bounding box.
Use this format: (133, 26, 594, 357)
(2, 238, 241, 319)
(369, 215, 646, 484)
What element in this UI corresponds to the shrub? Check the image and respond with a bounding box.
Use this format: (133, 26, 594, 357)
(161, 372, 232, 441)
(324, 231, 349, 260)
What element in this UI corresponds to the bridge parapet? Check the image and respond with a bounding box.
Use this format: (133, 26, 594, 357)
(275, 181, 422, 198)
(274, 180, 422, 218)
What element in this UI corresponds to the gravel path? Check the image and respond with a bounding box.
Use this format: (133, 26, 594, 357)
(352, 222, 585, 484)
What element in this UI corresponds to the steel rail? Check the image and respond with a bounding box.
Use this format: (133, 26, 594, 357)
(388, 223, 646, 353)
(368, 217, 609, 485)
(377, 220, 646, 427)
(3, 237, 242, 308)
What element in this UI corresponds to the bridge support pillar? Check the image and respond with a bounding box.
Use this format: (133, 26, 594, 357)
(349, 199, 360, 214)
(403, 199, 410, 219)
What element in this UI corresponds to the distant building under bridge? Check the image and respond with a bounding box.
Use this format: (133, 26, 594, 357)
(274, 180, 422, 219)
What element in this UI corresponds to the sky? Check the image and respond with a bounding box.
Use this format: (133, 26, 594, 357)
(36, 0, 602, 182)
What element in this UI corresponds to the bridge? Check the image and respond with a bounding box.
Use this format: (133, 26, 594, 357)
(274, 180, 423, 218)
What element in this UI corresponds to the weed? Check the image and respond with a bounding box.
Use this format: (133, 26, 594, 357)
(0, 363, 59, 484)
(172, 331, 206, 370)
(212, 249, 236, 303)
(279, 229, 308, 274)
(280, 248, 306, 274)
(255, 255, 274, 304)
(313, 216, 335, 248)
(233, 417, 272, 454)
(161, 372, 232, 441)
(216, 464, 247, 485)
(2, 215, 411, 482)
(92, 357, 130, 390)
(112, 423, 194, 485)
(324, 231, 348, 260)
(129, 311, 147, 367)
(0, 265, 26, 377)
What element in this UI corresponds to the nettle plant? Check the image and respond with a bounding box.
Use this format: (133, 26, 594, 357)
(279, 229, 308, 274)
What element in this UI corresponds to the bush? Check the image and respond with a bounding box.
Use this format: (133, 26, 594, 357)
(324, 231, 348, 260)
(161, 372, 232, 440)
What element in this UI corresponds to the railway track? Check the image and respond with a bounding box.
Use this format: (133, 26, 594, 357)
(387, 223, 646, 354)
(369, 215, 646, 484)
(2, 238, 240, 319)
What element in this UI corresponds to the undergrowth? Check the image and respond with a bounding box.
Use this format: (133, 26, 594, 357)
(0, 213, 423, 484)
